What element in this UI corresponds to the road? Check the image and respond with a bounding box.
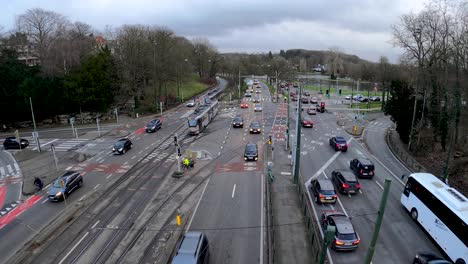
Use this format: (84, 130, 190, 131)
(289, 89, 442, 263)
(0, 80, 227, 264)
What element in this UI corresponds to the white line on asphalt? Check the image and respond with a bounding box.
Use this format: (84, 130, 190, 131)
(41, 198, 48, 204)
(106, 174, 113, 179)
(91, 220, 100, 229)
(218, 152, 221, 156)
(138, 151, 143, 154)
(280, 172, 292, 175)
(309, 151, 342, 180)
(220, 146, 223, 149)
(81, 172, 87, 176)
(222, 141, 225, 144)
(59, 232, 89, 264)
(78, 195, 86, 202)
(65, 166, 72, 171)
(260, 168, 265, 264)
(186, 178, 211, 232)
(7, 165, 13, 174)
(94, 184, 100, 190)
(365, 147, 405, 186)
(123, 161, 128, 165)
(359, 189, 363, 194)
(0, 167, 5, 177)
(32, 138, 59, 150)
(375, 181, 384, 190)
(355, 148, 363, 156)
(231, 184, 236, 198)
(145, 146, 150, 150)
(131, 155, 136, 159)
(336, 197, 349, 217)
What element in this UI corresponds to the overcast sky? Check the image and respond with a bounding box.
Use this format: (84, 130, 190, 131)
(1, 0, 427, 62)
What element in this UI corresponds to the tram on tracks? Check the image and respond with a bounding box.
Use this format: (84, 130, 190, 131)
(187, 97, 219, 135)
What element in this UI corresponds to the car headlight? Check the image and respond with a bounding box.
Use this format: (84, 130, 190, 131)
(112, 148, 115, 151)
(258, 129, 261, 131)
(244, 157, 247, 160)
(119, 148, 123, 151)
(55, 192, 62, 197)
(240, 122, 243, 125)
(250, 129, 253, 131)
(21, 141, 27, 144)
(255, 157, 258, 160)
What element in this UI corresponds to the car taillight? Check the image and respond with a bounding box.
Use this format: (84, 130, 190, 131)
(356, 183, 361, 189)
(319, 194, 325, 198)
(352, 239, 360, 245)
(370, 171, 374, 175)
(336, 143, 339, 148)
(345, 143, 349, 148)
(342, 183, 349, 188)
(334, 239, 345, 246)
(333, 194, 338, 198)
(360, 169, 363, 174)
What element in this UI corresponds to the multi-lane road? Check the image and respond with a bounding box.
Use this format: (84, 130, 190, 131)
(0, 77, 446, 264)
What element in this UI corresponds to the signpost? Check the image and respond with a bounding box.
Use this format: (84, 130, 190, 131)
(51, 144, 59, 170)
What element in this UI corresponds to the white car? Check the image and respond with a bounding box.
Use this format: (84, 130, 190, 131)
(345, 95, 351, 100)
(186, 100, 195, 107)
(254, 104, 263, 112)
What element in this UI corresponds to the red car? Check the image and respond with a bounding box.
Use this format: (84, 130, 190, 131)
(240, 101, 248, 108)
(301, 116, 314, 128)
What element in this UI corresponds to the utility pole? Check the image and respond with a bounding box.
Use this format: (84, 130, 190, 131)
(287, 87, 290, 150)
(29, 97, 41, 152)
(238, 68, 241, 99)
(175, 133, 182, 173)
(293, 84, 302, 184)
(275, 70, 278, 102)
(363, 179, 392, 264)
(319, 226, 336, 264)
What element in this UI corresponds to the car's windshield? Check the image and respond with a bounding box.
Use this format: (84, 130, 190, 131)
(233, 117, 242, 122)
(188, 119, 197, 127)
(114, 141, 125, 148)
(246, 145, 256, 152)
(250, 122, 260, 128)
(52, 178, 65, 188)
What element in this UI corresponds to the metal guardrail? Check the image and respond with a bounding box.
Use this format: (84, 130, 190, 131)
(386, 129, 427, 173)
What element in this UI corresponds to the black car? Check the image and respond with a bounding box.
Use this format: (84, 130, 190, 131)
(321, 210, 360, 251)
(244, 142, 258, 161)
(301, 97, 309, 104)
(113, 138, 132, 154)
(350, 158, 375, 178)
(370, 96, 381, 102)
(232, 116, 244, 128)
(332, 170, 361, 194)
(249, 121, 261, 134)
(253, 97, 261, 103)
(329, 136, 348, 152)
(3, 137, 29, 150)
(145, 119, 162, 133)
(413, 253, 452, 264)
(310, 179, 337, 204)
(47, 171, 83, 201)
(171, 231, 209, 264)
(244, 92, 252, 97)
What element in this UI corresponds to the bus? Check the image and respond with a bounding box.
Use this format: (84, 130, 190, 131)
(401, 173, 468, 264)
(188, 97, 219, 135)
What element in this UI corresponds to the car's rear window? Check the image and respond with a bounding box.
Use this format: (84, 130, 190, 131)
(321, 190, 335, 195)
(343, 173, 357, 182)
(336, 138, 347, 143)
(337, 232, 357, 240)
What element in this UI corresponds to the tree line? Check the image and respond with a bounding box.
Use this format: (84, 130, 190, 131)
(0, 8, 219, 125)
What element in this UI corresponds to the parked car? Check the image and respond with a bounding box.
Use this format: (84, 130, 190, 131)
(301, 115, 314, 128)
(310, 179, 337, 204)
(344, 95, 351, 100)
(307, 107, 317, 115)
(145, 119, 162, 133)
(321, 210, 360, 251)
(301, 97, 309, 104)
(244, 142, 258, 161)
(331, 170, 361, 194)
(254, 103, 263, 112)
(350, 158, 375, 178)
(3, 137, 29, 150)
(413, 253, 452, 264)
(47, 171, 83, 201)
(353, 94, 363, 100)
(171, 231, 209, 264)
(232, 116, 244, 128)
(358, 97, 369, 102)
(291, 95, 298, 101)
(329, 136, 348, 152)
(186, 100, 196, 107)
(249, 121, 261, 134)
(113, 138, 132, 154)
(310, 97, 318, 104)
(240, 100, 248, 108)
(370, 96, 381, 102)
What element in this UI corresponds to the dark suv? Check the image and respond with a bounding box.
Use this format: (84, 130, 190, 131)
(146, 119, 162, 133)
(48, 171, 83, 201)
(171, 231, 209, 264)
(332, 170, 361, 194)
(3, 137, 29, 150)
(249, 121, 261, 134)
(309, 179, 337, 204)
(244, 142, 258, 161)
(321, 210, 360, 251)
(329, 136, 348, 152)
(350, 158, 375, 178)
(232, 116, 244, 128)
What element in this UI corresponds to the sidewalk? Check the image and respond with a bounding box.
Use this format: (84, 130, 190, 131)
(268, 145, 313, 263)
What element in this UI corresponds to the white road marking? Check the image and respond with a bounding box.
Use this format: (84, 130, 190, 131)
(359, 189, 363, 194)
(186, 178, 211, 232)
(131, 155, 136, 160)
(375, 181, 384, 190)
(14, 163, 20, 171)
(94, 184, 101, 190)
(91, 220, 100, 229)
(7, 165, 13, 174)
(231, 184, 236, 198)
(123, 161, 128, 165)
(280, 172, 292, 175)
(0, 167, 5, 176)
(218, 152, 221, 156)
(58, 232, 89, 264)
(41, 198, 49, 204)
(138, 151, 143, 154)
(106, 174, 113, 179)
(65, 166, 72, 171)
(78, 195, 86, 202)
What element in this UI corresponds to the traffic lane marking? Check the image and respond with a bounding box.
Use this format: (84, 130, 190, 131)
(231, 184, 236, 198)
(32, 139, 59, 150)
(0, 195, 42, 230)
(58, 232, 89, 264)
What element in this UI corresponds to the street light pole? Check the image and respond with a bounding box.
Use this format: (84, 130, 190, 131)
(293, 84, 302, 184)
(238, 68, 241, 99)
(29, 97, 41, 152)
(287, 85, 290, 150)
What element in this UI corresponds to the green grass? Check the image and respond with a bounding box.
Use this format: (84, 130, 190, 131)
(179, 75, 207, 101)
(350, 101, 382, 109)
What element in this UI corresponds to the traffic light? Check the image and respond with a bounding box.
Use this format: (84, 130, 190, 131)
(177, 147, 181, 156)
(268, 135, 272, 145)
(326, 90, 329, 95)
(174, 135, 178, 146)
(339, 89, 342, 95)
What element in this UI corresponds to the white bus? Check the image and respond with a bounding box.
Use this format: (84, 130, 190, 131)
(401, 173, 468, 264)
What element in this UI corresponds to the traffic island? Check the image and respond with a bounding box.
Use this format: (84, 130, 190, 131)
(172, 171, 185, 178)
